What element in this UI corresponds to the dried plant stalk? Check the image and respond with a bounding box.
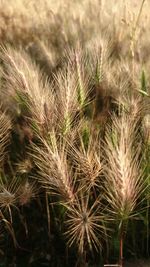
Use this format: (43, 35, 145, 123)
(0, 109, 11, 167)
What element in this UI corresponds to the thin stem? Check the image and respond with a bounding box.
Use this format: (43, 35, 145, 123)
(8, 205, 13, 224)
(146, 199, 149, 256)
(45, 191, 51, 239)
(130, 0, 146, 79)
(119, 231, 124, 267)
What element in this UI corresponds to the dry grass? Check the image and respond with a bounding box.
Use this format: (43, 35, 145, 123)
(104, 113, 145, 220)
(0, 0, 149, 266)
(0, 109, 11, 168)
(31, 134, 75, 203)
(65, 192, 106, 254)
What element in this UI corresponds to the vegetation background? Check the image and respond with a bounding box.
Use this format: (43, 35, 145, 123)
(0, 0, 149, 266)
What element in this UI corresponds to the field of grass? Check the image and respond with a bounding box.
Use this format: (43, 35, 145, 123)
(0, 0, 149, 266)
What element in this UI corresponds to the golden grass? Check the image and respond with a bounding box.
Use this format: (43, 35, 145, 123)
(0, 0, 149, 265)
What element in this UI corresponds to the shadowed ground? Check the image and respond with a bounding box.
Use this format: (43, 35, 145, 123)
(125, 259, 150, 267)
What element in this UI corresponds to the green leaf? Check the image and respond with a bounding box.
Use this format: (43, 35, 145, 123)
(139, 70, 149, 97)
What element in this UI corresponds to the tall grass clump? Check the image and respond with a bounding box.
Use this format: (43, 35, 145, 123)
(0, 0, 149, 266)
(104, 111, 148, 266)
